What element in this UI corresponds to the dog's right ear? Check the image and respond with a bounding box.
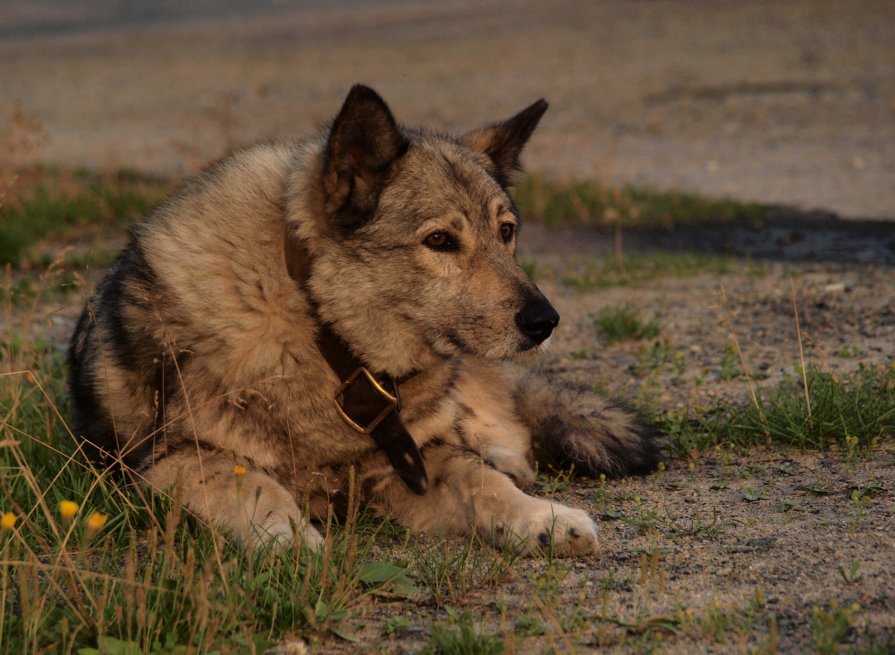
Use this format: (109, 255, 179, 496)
(321, 85, 409, 232)
(460, 99, 548, 188)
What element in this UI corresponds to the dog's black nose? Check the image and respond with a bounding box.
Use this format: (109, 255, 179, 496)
(517, 298, 560, 344)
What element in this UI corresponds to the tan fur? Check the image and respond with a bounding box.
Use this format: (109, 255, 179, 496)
(68, 86, 660, 558)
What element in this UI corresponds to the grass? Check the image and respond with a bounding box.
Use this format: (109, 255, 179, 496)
(422, 611, 504, 655)
(662, 364, 895, 455)
(512, 174, 766, 230)
(593, 304, 660, 343)
(0, 167, 169, 266)
(559, 252, 762, 291)
(0, 307, 420, 652)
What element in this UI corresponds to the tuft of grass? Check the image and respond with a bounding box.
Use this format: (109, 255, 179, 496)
(422, 610, 504, 655)
(512, 175, 766, 230)
(662, 365, 895, 454)
(0, 167, 168, 266)
(811, 601, 860, 655)
(727, 364, 895, 450)
(593, 303, 660, 344)
(411, 534, 521, 606)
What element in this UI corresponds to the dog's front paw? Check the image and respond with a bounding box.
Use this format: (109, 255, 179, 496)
(533, 503, 598, 556)
(254, 517, 324, 551)
(491, 500, 598, 557)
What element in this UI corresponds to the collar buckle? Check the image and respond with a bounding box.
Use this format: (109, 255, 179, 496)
(334, 366, 399, 434)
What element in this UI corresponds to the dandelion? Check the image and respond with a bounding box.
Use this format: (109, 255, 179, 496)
(85, 512, 108, 539)
(233, 465, 247, 476)
(1, 512, 16, 530)
(59, 500, 79, 523)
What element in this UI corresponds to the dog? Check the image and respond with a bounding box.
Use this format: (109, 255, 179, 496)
(68, 85, 661, 556)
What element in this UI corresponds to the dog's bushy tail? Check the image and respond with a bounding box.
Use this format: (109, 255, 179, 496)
(511, 366, 664, 477)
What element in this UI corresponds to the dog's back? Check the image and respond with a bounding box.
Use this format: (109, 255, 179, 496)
(69, 141, 304, 470)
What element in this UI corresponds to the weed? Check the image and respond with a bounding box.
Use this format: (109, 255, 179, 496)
(514, 613, 546, 637)
(662, 365, 895, 453)
(719, 342, 742, 380)
(778, 498, 804, 514)
(594, 304, 660, 344)
(382, 616, 410, 636)
(422, 610, 504, 655)
(623, 502, 729, 539)
(411, 535, 517, 606)
(635, 339, 673, 374)
(741, 488, 767, 502)
(812, 601, 860, 655)
(537, 466, 575, 495)
(837, 560, 863, 584)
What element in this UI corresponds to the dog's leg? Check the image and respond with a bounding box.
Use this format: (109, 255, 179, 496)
(507, 363, 663, 477)
(143, 451, 323, 549)
(376, 447, 598, 556)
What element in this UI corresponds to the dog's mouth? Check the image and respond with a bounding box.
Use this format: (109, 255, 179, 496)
(517, 333, 553, 354)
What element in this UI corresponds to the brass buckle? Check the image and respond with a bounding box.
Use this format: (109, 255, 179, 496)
(334, 367, 398, 434)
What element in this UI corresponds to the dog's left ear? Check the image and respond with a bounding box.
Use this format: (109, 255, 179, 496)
(460, 99, 548, 187)
(322, 85, 409, 231)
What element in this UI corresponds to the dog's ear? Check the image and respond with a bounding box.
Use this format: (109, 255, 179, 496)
(460, 99, 548, 187)
(322, 85, 409, 231)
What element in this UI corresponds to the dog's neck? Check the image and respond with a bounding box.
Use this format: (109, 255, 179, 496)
(283, 224, 443, 379)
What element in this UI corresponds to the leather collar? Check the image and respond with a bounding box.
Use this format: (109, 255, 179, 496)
(284, 226, 428, 495)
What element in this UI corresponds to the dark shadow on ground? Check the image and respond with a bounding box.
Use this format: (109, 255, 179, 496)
(523, 208, 895, 266)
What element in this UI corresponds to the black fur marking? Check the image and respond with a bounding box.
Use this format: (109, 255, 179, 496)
(68, 307, 118, 463)
(100, 235, 162, 376)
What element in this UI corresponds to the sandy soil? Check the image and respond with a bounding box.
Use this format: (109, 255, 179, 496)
(2, 0, 894, 219)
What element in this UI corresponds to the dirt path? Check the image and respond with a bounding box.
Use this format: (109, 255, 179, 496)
(2, 0, 894, 218)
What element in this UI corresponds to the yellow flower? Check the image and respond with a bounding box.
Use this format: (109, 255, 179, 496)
(85, 512, 108, 537)
(233, 465, 247, 476)
(59, 500, 79, 522)
(1, 512, 16, 530)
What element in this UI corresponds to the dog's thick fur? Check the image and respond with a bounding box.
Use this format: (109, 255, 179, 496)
(69, 86, 660, 556)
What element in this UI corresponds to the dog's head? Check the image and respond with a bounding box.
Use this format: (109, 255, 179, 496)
(307, 85, 558, 363)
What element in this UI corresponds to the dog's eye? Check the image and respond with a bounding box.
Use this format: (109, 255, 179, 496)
(500, 223, 515, 243)
(424, 231, 459, 252)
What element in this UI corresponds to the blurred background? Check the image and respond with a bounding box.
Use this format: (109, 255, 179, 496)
(2, 0, 893, 219)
